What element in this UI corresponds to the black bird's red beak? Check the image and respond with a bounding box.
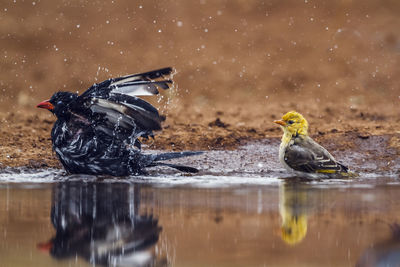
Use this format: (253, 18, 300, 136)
(37, 240, 53, 253)
(36, 100, 54, 110)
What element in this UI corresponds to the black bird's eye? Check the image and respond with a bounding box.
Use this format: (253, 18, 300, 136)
(288, 120, 294, 125)
(57, 101, 63, 106)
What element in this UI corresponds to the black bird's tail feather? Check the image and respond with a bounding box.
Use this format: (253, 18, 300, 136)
(153, 163, 199, 173)
(148, 151, 203, 173)
(153, 151, 203, 161)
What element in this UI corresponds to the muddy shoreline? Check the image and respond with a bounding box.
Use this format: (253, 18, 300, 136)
(1, 109, 399, 171)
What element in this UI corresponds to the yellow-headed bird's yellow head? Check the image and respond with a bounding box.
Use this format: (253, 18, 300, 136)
(274, 111, 308, 136)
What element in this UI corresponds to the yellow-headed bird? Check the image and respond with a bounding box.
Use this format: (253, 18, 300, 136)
(274, 111, 350, 178)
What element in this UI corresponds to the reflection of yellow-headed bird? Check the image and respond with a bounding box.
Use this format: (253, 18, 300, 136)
(279, 182, 308, 245)
(274, 111, 350, 178)
(281, 214, 308, 245)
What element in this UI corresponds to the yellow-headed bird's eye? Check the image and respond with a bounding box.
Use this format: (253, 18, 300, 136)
(288, 120, 294, 125)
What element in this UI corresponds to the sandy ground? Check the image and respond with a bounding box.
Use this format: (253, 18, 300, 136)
(0, 0, 399, 169)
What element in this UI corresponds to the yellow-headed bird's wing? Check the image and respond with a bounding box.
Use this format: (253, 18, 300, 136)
(284, 136, 348, 174)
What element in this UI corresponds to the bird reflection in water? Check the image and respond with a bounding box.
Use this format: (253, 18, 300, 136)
(279, 180, 310, 246)
(38, 182, 166, 267)
(357, 223, 400, 267)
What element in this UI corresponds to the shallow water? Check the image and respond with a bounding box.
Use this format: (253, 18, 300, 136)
(1, 141, 400, 267)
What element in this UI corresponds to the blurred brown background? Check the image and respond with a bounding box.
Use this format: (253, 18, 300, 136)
(1, 0, 400, 167)
(2, 0, 400, 112)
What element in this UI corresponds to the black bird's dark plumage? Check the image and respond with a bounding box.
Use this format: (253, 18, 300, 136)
(37, 67, 201, 176)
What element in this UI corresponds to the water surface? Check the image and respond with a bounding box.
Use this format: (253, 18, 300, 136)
(1, 141, 399, 267)
(2, 177, 400, 267)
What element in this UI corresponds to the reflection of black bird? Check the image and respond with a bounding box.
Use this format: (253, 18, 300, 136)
(37, 67, 201, 176)
(38, 182, 166, 267)
(356, 223, 400, 267)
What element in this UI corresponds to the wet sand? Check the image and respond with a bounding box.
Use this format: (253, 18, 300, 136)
(0, 0, 399, 169)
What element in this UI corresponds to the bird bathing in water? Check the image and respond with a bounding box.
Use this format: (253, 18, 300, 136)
(274, 111, 353, 178)
(37, 67, 201, 176)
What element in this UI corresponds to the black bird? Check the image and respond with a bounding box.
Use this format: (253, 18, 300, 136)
(37, 67, 201, 176)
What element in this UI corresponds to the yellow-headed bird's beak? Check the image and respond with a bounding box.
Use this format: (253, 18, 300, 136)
(274, 120, 287, 126)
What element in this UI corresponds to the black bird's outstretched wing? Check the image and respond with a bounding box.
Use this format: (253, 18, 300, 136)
(284, 136, 348, 174)
(80, 67, 173, 99)
(70, 67, 173, 146)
